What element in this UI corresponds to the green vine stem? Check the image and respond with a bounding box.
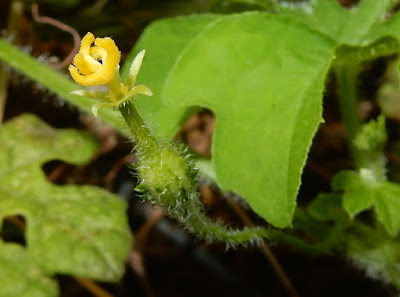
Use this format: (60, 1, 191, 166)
(335, 64, 361, 140)
(335, 63, 365, 168)
(119, 100, 337, 250)
(335, 61, 388, 182)
(119, 100, 269, 245)
(0, 0, 23, 125)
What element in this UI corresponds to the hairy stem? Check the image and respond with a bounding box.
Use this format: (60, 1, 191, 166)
(335, 63, 388, 183)
(119, 101, 158, 152)
(0, 0, 23, 125)
(335, 63, 364, 168)
(118, 100, 333, 249)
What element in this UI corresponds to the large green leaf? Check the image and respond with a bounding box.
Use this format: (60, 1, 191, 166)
(0, 242, 58, 297)
(0, 114, 132, 295)
(162, 12, 335, 227)
(121, 14, 220, 138)
(4, 0, 400, 230)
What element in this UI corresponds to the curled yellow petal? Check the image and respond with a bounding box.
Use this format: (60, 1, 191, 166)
(69, 32, 121, 87)
(89, 46, 107, 60)
(79, 32, 94, 55)
(72, 53, 99, 75)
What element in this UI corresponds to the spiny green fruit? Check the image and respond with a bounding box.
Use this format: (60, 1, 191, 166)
(135, 141, 198, 210)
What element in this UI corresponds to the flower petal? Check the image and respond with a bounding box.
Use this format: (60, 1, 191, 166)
(79, 32, 95, 55)
(69, 33, 121, 87)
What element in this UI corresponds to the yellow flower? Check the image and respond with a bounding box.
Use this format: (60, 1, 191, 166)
(70, 33, 153, 117)
(69, 32, 121, 87)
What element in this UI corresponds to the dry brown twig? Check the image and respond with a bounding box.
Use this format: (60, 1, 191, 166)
(227, 199, 301, 297)
(31, 3, 80, 68)
(76, 278, 115, 297)
(128, 207, 164, 297)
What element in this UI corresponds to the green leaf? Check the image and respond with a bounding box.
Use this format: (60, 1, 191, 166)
(0, 242, 58, 297)
(279, 0, 393, 45)
(3, 1, 400, 231)
(0, 114, 132, 287)
(354, 115, 387, 152)
(121, 14, 220, 138)
(332, 170, 376, 217)
(336, 169, 377, 215)
(307, 193, 349, 225)
(333, 169, 400, 236)
(348, 238, 400, 288)
(377, 58, 400, 119)
(366, 10, 400, 43)
(162, 12, 335, 227)
(375, 182, 400, 237)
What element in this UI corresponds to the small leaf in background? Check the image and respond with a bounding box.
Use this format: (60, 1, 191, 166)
(307, 193, 349, 226)
(162, 12, 335, 227)
(354, 115, 387, 153)
(377, 58, 400, 120)
(333, 170, 376, 216)
(348, 238, 400, 288)
(333, 169, 400, 236)
(0, 114, 132, 295)
(374, 182, 400, 237)
(279, 0, 394, 45)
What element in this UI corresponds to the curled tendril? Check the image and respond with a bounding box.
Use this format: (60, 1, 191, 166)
(68, 32, 121, 87)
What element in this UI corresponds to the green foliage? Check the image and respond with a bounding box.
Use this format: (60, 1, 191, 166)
(7, 1, 400, 286)
(306, 193, 349, 226)
(348, 237, 400, 288)
(333, 170, 376, 216)
(333, 170, 400, 236)
(123, 0, 400, 228)
(354, 116, 387, 152)
(123, 12, 335, 227)
(279, 0, 395, 45)
(120, 102, 270, 245)
(377, 58, 400, 118)
(0, 114, 132, 296)
(0, 241, 58, 297)
(329, 116, 400, 235)
(5, 0, 400, 229)
(161, 12, 335, 227)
